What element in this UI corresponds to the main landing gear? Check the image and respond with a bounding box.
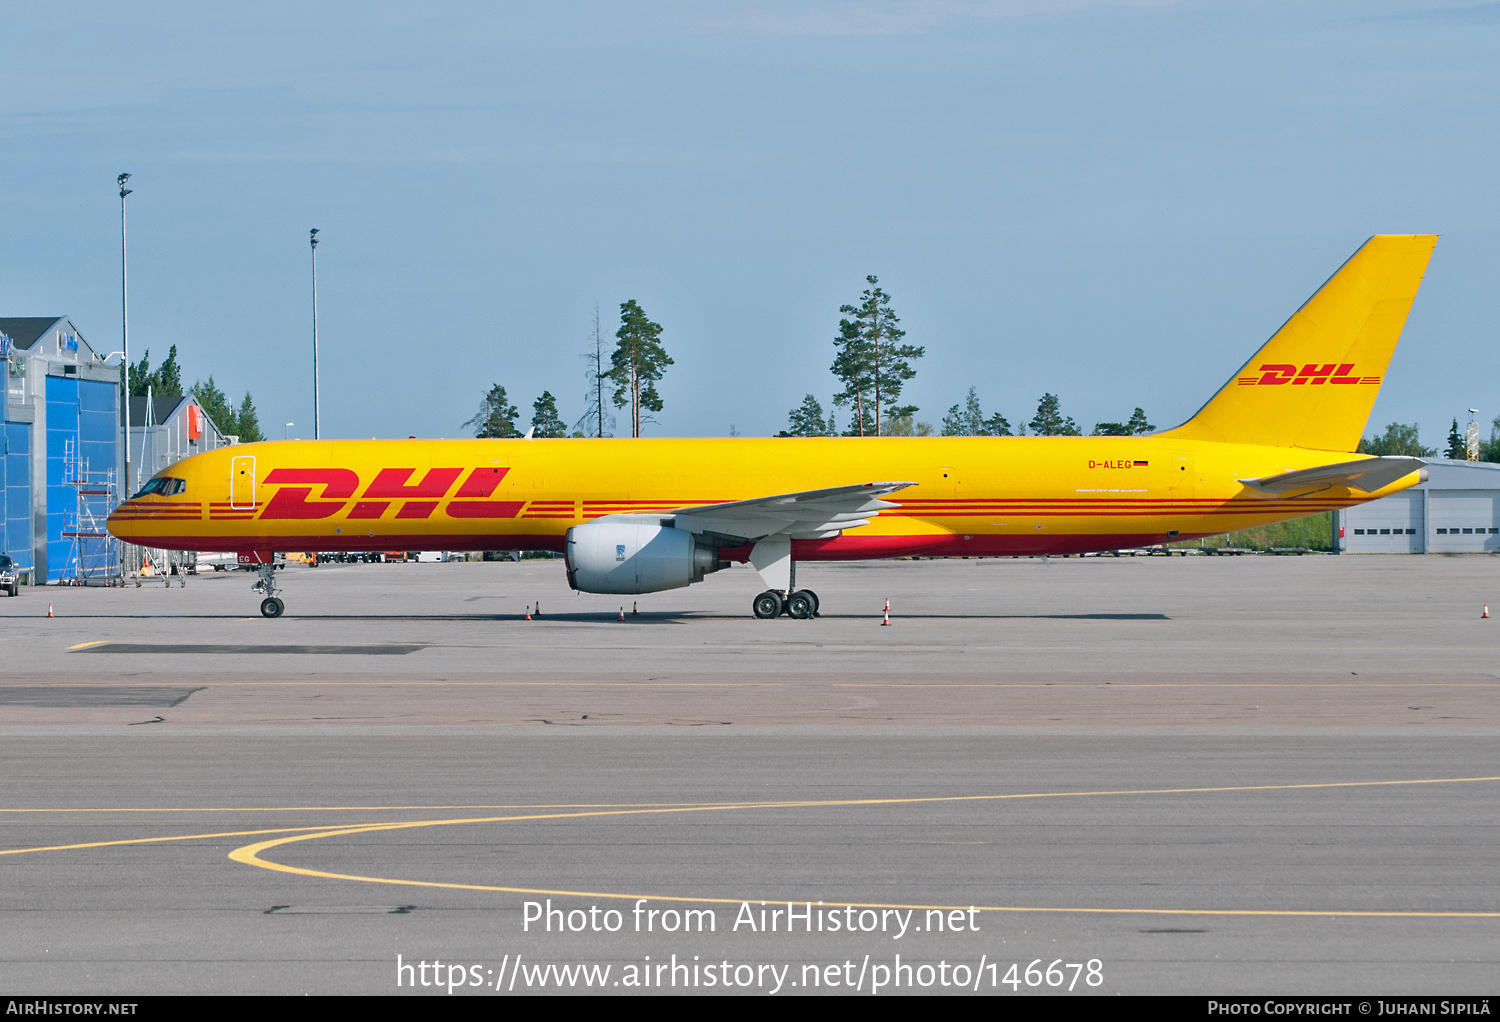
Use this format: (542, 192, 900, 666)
(751, 555, 818, 620)
(252, 563, 284, 618)
(752, 589, 820, 620)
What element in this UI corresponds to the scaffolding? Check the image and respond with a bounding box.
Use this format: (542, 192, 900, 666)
(59, 437, 122, 585)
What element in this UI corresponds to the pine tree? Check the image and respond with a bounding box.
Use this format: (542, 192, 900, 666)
(832, 276, 923, 436)
(530, 391, 567, 438)
(830, 316, 874, 436)
(607, 300, 672, 437)
(1126, 407, 1153, 434)
(127, 346, 183, 397)
(235, 392, 264, 443)
(942, 388, 1011, 436)
(465, 384, 521, 438)
(1446, 419, 1465, 459)
(154, 346, 182, 397)
(982, 411, 1012, 436)
(1029, 393, 1081, 436)
(942, 388, 982, 436)
(126, 350, 151, 397)
(778, 394, 831, 437)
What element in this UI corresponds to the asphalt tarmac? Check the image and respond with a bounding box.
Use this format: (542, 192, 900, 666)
(1, 556, 1497, 995)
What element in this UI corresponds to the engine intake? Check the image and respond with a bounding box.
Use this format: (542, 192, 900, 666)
(565, 519, 726, 594)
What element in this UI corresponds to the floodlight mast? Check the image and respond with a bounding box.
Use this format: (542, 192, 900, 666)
(310, 228, 320, 441)
(118, 173, 132, 497)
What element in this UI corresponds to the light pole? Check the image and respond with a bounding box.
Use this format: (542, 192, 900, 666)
(310, 228, 320, 440)
(284, 422, 294, 441)
(118, 173, 132, 496)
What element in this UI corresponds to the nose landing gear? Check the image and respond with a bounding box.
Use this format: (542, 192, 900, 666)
(252, 563, 285, 618)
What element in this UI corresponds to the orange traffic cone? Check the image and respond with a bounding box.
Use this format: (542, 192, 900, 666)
(525, 604, 532, 620)
(619, 606, 626, 622)
(632, 600, 638, 616)
(535, 601, 540, 617)
(1484, 605, 1490, 619)
(881, 600, 890, 626)
(47, 603, 53, 618)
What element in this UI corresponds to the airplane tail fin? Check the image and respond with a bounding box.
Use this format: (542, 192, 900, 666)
(1162, 234, 1437, 452)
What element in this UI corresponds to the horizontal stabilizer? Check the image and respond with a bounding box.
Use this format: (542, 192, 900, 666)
(1239, 456, 1427, 495)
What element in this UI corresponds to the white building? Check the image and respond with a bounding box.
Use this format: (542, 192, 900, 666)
(1338, 459, 1500, 553)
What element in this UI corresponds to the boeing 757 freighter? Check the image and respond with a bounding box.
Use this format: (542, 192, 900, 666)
(109, 235, 1436, 618)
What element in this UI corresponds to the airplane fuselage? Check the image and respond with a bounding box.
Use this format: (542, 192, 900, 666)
(106, 435, 1413, 560)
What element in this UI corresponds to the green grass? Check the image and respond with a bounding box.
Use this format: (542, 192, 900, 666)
(1171, 510, 1335, 552)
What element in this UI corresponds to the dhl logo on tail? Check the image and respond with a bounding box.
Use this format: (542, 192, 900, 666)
(1236, 363, 1382, 386)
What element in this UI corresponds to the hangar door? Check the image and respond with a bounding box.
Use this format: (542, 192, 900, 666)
(1346, 492, 1423, 553)
(1428, 490, 1500, 553)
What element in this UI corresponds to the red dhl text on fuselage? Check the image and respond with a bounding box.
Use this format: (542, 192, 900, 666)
(105, 436, 1414, 560)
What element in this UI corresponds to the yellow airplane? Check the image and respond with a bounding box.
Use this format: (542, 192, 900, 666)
(109, 234, 1436, 619)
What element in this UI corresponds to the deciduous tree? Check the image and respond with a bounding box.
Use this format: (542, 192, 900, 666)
(1357, 422, 1435, 458)
(1479, 417, 1500, 463)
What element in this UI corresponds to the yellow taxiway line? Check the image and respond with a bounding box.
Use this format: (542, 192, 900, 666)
(4, 777, 1497, 920)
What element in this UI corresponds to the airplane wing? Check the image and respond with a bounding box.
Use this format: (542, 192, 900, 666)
(668, 481, 916, 542)
(1239, 456, 1427, 495)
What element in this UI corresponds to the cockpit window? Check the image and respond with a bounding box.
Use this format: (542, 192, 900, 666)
(132, 477, 186, 498)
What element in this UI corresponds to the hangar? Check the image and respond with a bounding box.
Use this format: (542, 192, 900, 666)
(1338, 459, 1500, 553)
(0, 316, 234, 584)
(0, 317, 121, 582)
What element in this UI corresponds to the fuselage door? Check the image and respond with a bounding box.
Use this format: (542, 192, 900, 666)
(230, 455, 256, 509)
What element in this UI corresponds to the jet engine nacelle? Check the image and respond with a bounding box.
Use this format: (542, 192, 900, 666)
(565, 520, 726, 594)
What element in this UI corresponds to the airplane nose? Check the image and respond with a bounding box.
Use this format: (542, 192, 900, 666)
(105, 504, 129, 539)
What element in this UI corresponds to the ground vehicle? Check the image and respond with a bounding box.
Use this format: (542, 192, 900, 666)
(0, 555, 17, 596)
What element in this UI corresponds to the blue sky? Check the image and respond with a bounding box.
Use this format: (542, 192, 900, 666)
(2, 1, 1497, 445)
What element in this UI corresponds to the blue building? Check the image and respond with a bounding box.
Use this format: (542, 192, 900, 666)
(0, 317, 122, 583)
